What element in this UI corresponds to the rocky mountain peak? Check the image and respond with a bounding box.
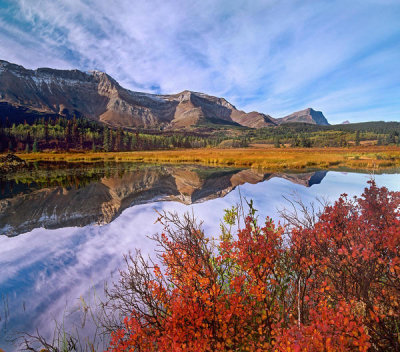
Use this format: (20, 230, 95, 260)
(90, 70, 116, 82)
(0, 59, 330, 128)
(278, 107, 329, 125)
(174, 90, 194, 102)
(0, 59, 25, 72)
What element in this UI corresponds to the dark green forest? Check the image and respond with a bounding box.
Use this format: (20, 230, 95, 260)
(0, 116, 247, 153)
(249, 121, 400, 147)
(0, 115, 399, 153)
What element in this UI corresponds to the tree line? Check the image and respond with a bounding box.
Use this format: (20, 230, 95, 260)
(1, 116, 399, 152)
(249, 121, 400, 148)
(0, 116, 247, 153)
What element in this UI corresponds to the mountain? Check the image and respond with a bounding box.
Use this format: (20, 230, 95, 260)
(278, 108, 329, 125)
(0, 59, 328, 129)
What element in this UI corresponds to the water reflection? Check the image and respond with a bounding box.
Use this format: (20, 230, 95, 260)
(1, 163, 328, 236)
(0, 165, 399, 351)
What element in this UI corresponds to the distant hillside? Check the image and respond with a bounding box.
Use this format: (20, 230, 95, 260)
(279, 108, 329, 125)
(0, 59, 329, 129)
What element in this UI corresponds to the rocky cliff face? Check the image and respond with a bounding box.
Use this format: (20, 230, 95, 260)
(0, 59, 329, 128)
(279, 108, 329, 125)
(0, 165, 326, 236)
(0, 60, 177, 128)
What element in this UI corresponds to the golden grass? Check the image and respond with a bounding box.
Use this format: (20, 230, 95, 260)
(13, 146, 400, 171)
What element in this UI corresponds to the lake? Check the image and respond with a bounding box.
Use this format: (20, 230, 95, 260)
(0, 163, 399, 350)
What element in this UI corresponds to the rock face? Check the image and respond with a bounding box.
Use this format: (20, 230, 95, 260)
(0, 59, 329, 128)
(231, 111, 277, 128)
(0, 60, 176, 128)
(278, 108, 329, 125)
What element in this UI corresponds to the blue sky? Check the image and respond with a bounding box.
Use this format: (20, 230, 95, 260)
(0, 0, 399, 124)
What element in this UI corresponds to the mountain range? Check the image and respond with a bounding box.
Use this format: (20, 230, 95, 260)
(0, 59, 329, 129)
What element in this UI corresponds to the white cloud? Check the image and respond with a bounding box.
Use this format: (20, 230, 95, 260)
(0, 0, 399, 122)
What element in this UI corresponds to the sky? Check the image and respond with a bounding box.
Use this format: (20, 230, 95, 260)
(0, 0, 399, 124)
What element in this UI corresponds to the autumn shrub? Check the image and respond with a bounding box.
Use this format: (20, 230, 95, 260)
(107, 181, 400, 352)
(289, 180, 400, 351)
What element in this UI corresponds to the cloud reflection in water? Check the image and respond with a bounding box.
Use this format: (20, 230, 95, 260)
(0, 171, 399, 350)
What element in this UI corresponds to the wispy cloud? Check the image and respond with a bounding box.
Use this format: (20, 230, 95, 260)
(0, 0, 399, 123)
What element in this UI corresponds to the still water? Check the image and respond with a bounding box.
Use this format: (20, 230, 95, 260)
(0, 163, 399, 350)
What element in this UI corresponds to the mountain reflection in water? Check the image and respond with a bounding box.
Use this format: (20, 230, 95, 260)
(0, 163, 327, 236)
(0, 166, 399, 351)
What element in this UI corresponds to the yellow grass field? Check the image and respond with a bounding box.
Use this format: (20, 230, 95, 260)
(13, 146, 400, 171)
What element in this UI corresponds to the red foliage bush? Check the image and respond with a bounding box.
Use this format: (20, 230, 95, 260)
(107, 181, 400, 351)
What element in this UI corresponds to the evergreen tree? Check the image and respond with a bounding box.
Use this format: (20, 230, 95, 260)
(73, 120, 80, 148)
(300, 135, 311, 148)
(386, 131, 396, 145)
(8, 139, 14, 152)
(26, 131, 32, 147)
(32, 139, 38, 152)
(44, 120, 49, 143)
(355, 130, 360, 146)
(291, 136, 300, 147)
(65, 120, 72, 149)
(115, 128, 122, 151)
(135, 132, 140, 150)
(130, 135, 136, 150)
(103, 128, 111, 152)
(122, 132, 130, 151)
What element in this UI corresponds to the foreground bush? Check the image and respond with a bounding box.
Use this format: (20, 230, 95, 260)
(288, 181, 400, 351)
(107, 180, 399, 352)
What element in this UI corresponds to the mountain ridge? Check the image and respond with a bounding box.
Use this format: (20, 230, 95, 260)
(0, 59, 329, 129)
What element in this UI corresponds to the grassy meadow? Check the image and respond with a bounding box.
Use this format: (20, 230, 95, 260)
(13, 146, 400, 171)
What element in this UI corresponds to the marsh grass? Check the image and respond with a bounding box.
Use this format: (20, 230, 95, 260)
(14, 289, 109, 352)
(13, 146, 400, 171)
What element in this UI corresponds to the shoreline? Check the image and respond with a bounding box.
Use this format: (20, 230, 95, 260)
(4, 146, 400, 171)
